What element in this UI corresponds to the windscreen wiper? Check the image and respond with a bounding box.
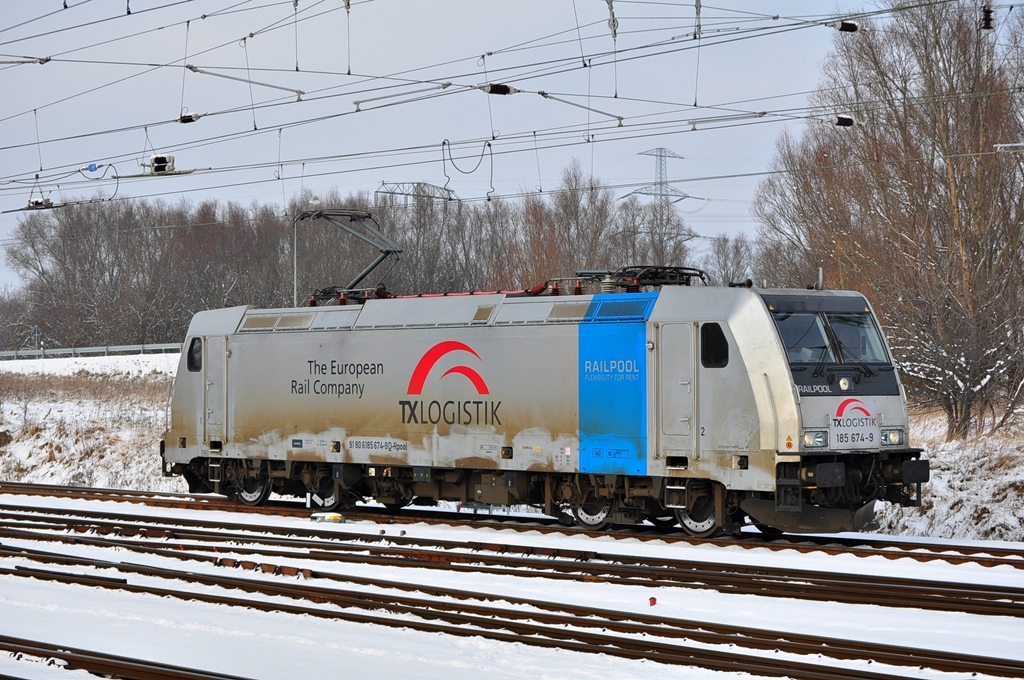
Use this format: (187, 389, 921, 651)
(834, 339, 877, 377)
(812, 345, 831, 378)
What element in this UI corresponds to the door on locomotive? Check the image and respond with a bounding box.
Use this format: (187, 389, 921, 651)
(658, 323, 694, 445)
(657, 322, 720, 535)
(203, 335, 228, 448)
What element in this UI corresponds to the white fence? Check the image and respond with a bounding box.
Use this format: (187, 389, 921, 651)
(0, 343, 182, 361)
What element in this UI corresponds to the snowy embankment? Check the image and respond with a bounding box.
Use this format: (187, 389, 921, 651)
(0, 354, 1020, 541)
(0, 354, 186, 493)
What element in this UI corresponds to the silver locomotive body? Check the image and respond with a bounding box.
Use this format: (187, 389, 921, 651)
(161, 284, 928, 535)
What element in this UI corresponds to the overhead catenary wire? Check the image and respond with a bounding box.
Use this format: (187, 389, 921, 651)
(0, 101, 675, 189)
(0, 0, 322, 124)
(179, 20, 191, 117)
(9, 83, 1007, 205)
(692, 0, 702, 106)
(292, 0, 299, 71)
(4, 138, 1007, 249)
(605, 0, 619, 97)
(241, 37, 258, 129)
(0, 114, 821, 207)
(0, 0, 199, 50)
(0, 0, 93, 38)
(0, 29, 878, 166)
(570, 0, 587, 67)
(0, 0, 919, 135)
(1, 50, 1013, 194)
(2, 76, 1013, 198)
(344, 0, 351, 75)
(33, 110, 43, 171)
(0, 0, 974, 208)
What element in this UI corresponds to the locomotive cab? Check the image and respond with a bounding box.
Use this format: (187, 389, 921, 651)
(738, 292, 929, 533)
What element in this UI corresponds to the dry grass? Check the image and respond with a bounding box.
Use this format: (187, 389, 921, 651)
(0, 369, 184, 492)
(0, 371, 172, 404)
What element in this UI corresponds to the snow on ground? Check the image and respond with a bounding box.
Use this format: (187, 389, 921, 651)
(1, 493, 1022, 680)
(0, 353, 1022, 540)
(878, 413, 1024, 541)
(0, 571, 687, 680)
(0, 354, 1022, 679)
(0, 354, 185, 493)
(0, 353, 179, 378)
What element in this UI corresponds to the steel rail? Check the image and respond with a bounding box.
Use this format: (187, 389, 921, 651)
(3, 481, 1023, 571)
(0, 508, 1022, 619)
(2, 544, 1018, 680)
(3, 529, 1022, 678)
(0, 632, 252, 680)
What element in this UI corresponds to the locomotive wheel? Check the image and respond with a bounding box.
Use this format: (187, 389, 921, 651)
(673, 495, 719, 538)
(572, 492, 613, 530)
(236, 474, 272, 507)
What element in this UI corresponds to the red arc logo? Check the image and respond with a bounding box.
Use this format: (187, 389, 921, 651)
(407, 341, 490, 395)
(836, 398, 871, 417)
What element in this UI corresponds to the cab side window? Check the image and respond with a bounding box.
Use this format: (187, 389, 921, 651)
(186, 337, 203, 372)
(701, 323, 729, 368)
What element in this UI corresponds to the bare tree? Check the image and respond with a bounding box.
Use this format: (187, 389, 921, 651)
(0, 287, 30, 350)
(2, 159, 701, 349)
(701, 233, 753, 286)
(753, 1, 1024, 439)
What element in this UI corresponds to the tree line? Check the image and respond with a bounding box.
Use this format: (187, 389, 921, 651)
(0, 160, 717, 351)
(753, 0, 1024, 439)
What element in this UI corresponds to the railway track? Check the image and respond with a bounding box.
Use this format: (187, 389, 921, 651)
(0, 502, 1022, 619)
(1, 539, 1021, 680)
(0, 632, 251, 679)
(2, 480, 1023, 570)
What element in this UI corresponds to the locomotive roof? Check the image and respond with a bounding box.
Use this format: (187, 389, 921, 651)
(757, 289, 870, 313)
(183, 286, 873, 338)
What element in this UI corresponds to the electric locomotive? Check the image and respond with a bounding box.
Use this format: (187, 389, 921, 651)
(160, 262, 929, 536)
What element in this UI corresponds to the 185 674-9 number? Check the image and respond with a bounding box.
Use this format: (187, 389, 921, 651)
(834, 431, 874, 445)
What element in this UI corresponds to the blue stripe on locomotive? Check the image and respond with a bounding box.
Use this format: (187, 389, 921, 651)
(577, 293, 657, 476)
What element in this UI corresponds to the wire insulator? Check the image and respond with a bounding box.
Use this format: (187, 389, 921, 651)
(827, 20, 858, 33)
(833, 115, 856, 127)
(483, 83, 519, 96)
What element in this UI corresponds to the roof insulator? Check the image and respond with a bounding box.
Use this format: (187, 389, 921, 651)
(827, 20, 859, 33)
(981, 6, 995, 31)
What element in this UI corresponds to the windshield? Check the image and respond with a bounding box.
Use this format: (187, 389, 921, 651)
(773, 312, 835, 364)
(772, 310, 889, 366)
(826, 312, 888, 363)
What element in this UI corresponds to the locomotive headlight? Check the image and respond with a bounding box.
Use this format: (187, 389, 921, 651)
(803, 430, 828, 448)
(880, 429, 904, 446)
(838, 376, 853, 391)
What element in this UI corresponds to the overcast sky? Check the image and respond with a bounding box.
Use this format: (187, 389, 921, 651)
(0, 0, 869, 288)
